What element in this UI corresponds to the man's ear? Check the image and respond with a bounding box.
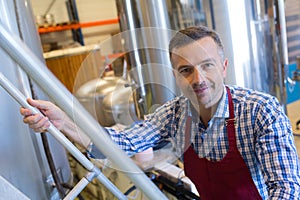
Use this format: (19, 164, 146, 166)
(223, 58, 228, 77)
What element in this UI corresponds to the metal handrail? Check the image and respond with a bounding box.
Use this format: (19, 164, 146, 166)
(0, 72, 126, 200)
(0, 23, 167, 200)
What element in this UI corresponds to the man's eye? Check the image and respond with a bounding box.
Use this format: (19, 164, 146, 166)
(178, 67, 193, 75)
(201, 63, 214, 69)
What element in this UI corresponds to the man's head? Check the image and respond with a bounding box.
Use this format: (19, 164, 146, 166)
(169, 26, 228, 110)
(169, 26, 225, 63)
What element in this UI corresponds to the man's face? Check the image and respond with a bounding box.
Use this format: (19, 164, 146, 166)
(171, 37, 228, 109)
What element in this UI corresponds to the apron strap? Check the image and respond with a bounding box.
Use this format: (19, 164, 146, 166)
(225, 86, 237, 149)
(184, 115, 192, 151)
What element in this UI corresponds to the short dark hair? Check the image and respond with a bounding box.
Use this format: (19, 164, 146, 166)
(169, 26, 225, 61)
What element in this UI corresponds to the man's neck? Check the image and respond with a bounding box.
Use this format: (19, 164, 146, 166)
(190, 102, 218, 128)
(199, 105, 217, 128)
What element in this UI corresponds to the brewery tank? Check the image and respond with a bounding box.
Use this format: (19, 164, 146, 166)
(115, 0, 287, 116)
(0, 0, 71, 199)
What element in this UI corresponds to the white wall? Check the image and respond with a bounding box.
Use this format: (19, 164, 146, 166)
(31, 0, 120, 45)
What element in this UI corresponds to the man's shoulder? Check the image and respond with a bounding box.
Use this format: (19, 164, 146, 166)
(227, 85, 276, 104)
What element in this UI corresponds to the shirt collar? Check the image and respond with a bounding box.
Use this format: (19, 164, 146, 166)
(213, 85, 230, 119)
(182, 85, 230, 121)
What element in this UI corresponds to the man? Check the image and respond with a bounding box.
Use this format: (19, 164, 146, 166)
(21, 26, 300, 199)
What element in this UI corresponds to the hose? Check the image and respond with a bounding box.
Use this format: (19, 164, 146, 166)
(41, 132, 66, 199)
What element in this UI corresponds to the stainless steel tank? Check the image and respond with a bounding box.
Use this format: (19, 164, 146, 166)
(0, 0, 71, 199)
(116, 0, 180, 119)
(116, 0, 287, 113)
(75, 76, 137, 126)
(75, 76, 121, 126)
(206, 0, 287, 107)
(80, 0, 287, 129)
(103, 84, 137, 126)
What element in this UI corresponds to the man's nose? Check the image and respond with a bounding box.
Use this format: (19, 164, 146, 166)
(192, 66, 205, 83)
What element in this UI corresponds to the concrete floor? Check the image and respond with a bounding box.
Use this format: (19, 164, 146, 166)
(287, 100, 300, 157)
(295, 137, 300, 158)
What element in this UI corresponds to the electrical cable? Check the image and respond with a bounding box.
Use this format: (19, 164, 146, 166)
(294, 120, 300, 137)
(124, 185, 136, 196)
(41, 132, 66, 199)
(61, 183, 85, 200)
(148, 172, 200, 200)
(28, 74, 67, 198)
(296, 120, 300, 130)
(44, 0, 57, 16)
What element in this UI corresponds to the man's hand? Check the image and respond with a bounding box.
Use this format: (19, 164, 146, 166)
(20, 98, 67, 133)
(20, 98, 91, 148)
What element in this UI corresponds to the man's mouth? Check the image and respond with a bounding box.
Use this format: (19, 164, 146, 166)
(193, 86, 208, 95)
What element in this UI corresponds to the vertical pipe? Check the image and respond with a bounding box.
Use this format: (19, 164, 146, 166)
(276, 0, 288, 111)
(277, 0, 289, 66)
(66, 0, 84, 45)
(116, 0, 178, 117)
(211, 0, 287, 108)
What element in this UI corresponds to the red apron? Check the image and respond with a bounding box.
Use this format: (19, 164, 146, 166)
(183, 87, 262, 200)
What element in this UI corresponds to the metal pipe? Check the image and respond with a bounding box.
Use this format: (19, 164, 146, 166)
(64, 172, 95, 200)
(64, 177, 89, 200)
(275, 0, 288, 111)
(277, 0, 289, 65)
(0, 23, 167, 200)
(0, 72, 127, 200)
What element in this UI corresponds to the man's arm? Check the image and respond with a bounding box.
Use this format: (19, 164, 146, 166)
(89, 99, 179, 157)
(20, 98, 91, 149)
(256, 97, 300, 199)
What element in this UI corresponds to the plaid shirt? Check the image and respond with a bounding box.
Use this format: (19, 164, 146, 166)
(91, 85, 300, 199)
